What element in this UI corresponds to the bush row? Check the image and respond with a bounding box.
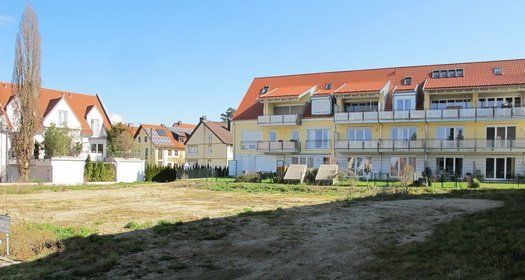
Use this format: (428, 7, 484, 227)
(84, 157, 116, 182)
(145, 164, 177, 182)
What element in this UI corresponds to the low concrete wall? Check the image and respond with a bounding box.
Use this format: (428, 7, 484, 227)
(114, 158, 145, 183)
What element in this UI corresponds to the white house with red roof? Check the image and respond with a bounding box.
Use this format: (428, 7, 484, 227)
(0, 82, 112, 181)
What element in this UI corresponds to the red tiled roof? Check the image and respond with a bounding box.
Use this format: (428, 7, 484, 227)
(203, 121, 233, 145)
(136, 124, 185, 149)
(334, 81, 388, 94)
(258, 85, 315, 99)
(233, 59, 525, 120)
(172, 122, 197, 130)
(0, 82, 112, 135)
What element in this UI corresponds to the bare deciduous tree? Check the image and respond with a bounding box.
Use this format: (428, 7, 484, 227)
(12, 5, 41, 182)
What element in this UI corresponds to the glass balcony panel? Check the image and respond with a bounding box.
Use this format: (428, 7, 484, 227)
(394, 110, 409, 120)
(363, 111, 378, 121)
(476, 108, 493, 118)
(334, 113, 348, 122)
(379, 111, 393, 121)
(348, 112, 363, 122)
(410, 110, 425, 119)
(442, 109, 459, 119)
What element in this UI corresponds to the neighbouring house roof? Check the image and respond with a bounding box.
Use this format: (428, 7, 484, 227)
(186, 120, 232, 145)
(135, 124, 185, 149)
(334, 81, 389, 94)
(169, 122, 196, 137)
(233, 58, 525, 120)
(0, 82, 112, 135)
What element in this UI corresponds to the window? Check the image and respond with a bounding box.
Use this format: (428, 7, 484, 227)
(480, 96, 520, 108)
(437, 127, 464, 140)
(241, 131, 262, 150)
(348, 156, 372, 177)
(291, 130, 300, 141)
(58, 110, 68, 125)
(325, 82, 333, 90)
(344, 101, 378, 112)
(173, 150, 179, 156)
(395, 98, 413, 111)
(91, 144, 103, 153)
(91, 119, 100, 136)
(269, 130, 277, 141)
(431, 99, 470, 109)
(436, 157, 463, 177)
(392, 127, 417, 140)
(306, 129, 330, 149)
(144, 136, 148, 142)
(431, 68, 464, 78)
(260, 86, 270, 94)
(144, 148, 149, 159)
(402, 77, 412, 85)
(486, 157, 515, 179)
(291, 156, 314, 168)
(493, 67, 503, 75)
(188, 146, 198, 155)
(390, 156, 416, 177)
(168, 150, 172, 156)
(208, 134, 213, 143)
(158, 150, 163, 160)
(347, 128, 372, 141)
(273, 105, 304, 115)
(137, 136, 141, 142)
(207, 147, 213, 155)
(486, 126, 515, 148)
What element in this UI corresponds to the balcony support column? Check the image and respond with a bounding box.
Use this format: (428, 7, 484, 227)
(336, 97, 344, 113)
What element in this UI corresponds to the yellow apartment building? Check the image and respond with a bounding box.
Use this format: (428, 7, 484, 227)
(232, 59, 525, 181)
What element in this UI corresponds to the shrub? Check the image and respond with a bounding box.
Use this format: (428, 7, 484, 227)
(234, 173, 261, 183)
(468, 177, 481, 189)
(84, 160, 116, 182)
(145, 164, 177, 182)
(304, 168, 318, 185)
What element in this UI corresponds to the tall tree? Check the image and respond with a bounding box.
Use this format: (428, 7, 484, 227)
(220, 107, 236, 123)
(107, 123, 136, 158)
(12, 5, 42, 182)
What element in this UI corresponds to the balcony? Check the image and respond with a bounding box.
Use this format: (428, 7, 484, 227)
(334, 107, 525, 124)
(334, 138, 525, 152)
(257, 140, 300, 153)
(257, 114, 301, 126)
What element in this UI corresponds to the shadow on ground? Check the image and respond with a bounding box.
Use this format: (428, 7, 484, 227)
(1, 188, 524, 279)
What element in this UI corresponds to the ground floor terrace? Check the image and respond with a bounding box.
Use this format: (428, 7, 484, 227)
(233, 152, 525, 181)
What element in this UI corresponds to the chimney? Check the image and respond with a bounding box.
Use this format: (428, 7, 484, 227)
(177, 121, 182, 126)
(127, 122, 133, 127)
(199, 116, 207, 123)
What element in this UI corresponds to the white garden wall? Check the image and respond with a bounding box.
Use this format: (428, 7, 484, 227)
(7, 158, 84, 185)
(114, 158, 145, 183)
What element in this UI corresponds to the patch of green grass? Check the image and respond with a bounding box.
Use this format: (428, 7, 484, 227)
(123, 221, 152, 230)
(360, 189, 525, 279)
(0, 181, 157, 195)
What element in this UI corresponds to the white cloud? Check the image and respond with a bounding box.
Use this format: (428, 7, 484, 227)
(0, 15, 14, 26)
(110, 113, 124, 124)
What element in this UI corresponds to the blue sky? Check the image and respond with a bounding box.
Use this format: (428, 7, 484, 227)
(1, 1, 525, 125)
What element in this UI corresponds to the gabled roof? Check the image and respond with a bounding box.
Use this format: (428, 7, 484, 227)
(0, 82, 112, 135)
(135, 124, 185, 149)
(187, 120, 233, 145)
(170, 122, 196, 136)
(233, 58, 525, 120)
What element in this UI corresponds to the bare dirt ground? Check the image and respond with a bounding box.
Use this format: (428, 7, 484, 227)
(0, 183, 334, 234)
(106, 198, 499, 280)
(0, 183, 503, 278)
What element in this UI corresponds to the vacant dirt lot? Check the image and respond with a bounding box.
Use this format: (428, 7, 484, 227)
(0, 182, 504, 279)
(0, 182, 335, 234)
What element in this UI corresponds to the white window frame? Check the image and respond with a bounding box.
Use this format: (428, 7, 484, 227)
(389, 156, 416, 177)
(347, 127, 372, 141)
(58, 110, 68, 126)
(306, 129, 330, 149)
(435, 156, 463, 177)
(348, 156, 372, 177)
(485, 157, 515, 179)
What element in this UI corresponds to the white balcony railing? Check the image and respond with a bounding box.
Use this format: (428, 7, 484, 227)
(258, 114, 300, 126)
(257, 140, 300, 153)
(334, 107, 525, 124)
(334, 138, 525, 152)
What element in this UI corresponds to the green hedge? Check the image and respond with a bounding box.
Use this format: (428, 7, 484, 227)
(84, 156, 116, 182)
(145, 164, 177, 182)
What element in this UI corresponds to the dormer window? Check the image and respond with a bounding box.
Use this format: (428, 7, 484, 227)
(402, 77, 412, 86)
(493, 67, 503, 75)
(432, 68, 464, 78)
(260, 86, 269, 94)
(324, 82, 333, 90)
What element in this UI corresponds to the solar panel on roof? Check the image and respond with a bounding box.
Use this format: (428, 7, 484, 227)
(156, 129, 167, 136)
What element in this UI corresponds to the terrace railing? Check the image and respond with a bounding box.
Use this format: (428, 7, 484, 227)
(257, 140, 300, 153)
